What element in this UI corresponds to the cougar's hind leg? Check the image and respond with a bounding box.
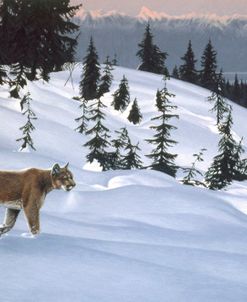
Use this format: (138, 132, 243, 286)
(0, 208, 21, 235)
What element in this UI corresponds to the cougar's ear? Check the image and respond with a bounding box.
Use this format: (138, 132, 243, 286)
(51, 163, 61, 176)
(64, 162, 69, 169)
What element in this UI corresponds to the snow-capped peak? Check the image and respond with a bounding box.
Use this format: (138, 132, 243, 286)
(137, 6, 169, 20)
(75, 7, 126, 20)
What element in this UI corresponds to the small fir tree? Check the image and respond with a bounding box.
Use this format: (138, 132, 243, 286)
(111, 75, 130, 112)
(136, 23, 168, 75)
(155, 89, 163, 111)
(79, 37, 101, 101)
(182, 148, 207, 187)
(84, 97, 111, 171)
(155, 82, 175, 112)
(75, 99, 89, 134)
(109, 127, 130, 170)
(128, 98, 142, 124)
(146, 78, 178, 177)
(232, 74, 241, 103)
(97, 56, 114, 98)
(9, 62, 28, 99)
(122, 139, 143, 170)
(179, 40, 198, 84)
(16, 92, 37, 151)
(172, 65, 180, 79)
(108, 136, 124, 170)
(205, 108, 242, 189)
(112, 53, 118, 66)
(208, 71, 229, 125)
(200, 39, 218, 91)
(232, 138, 247, 181)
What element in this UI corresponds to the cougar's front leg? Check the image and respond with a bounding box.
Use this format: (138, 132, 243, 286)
(0, 208, 20, 235)
(23, 203, 40, 235)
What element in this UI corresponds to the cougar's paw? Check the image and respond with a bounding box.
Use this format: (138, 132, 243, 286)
(21, 232, 38, 239)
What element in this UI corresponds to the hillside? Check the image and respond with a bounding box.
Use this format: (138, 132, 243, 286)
(1, 66, 247, 302)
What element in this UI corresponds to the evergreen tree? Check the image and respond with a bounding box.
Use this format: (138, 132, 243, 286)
(122, 140, 143, 170)
(111, 75, 130, 112)
(155, 89, 163, 111)
(182, 148, 207, 187)
(179, 40, 198, 84)
(205, 108, 242, 189)
(79, 37, 101, 101)
(108, 133, 125, 170)
(108, 127, 129, 170)
(128, 98, 142, 124)
(9, 62, 28, 99)
(200, 40, 218, 91)
(208, 71, 229, 125)
(232, 74, 241, 103)
(136, 23, 168, 75)
(97, 56, 113, 98)
(75, 99, 89, 134)
(0, 0, 81, 80)
(84, 97, 111, 171)
(232, 138, 246, 180)
(172, 65, 180, 79)
(112, 53, 118, 66)
(224, 79, 232, 99)
(155, 83, 175, 112)
(16, 92, 37, 151)
(109, 127, 143, 170)
(146, 78, 178, 177)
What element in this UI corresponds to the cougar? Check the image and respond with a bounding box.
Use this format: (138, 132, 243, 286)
(0, 163, 76, 236)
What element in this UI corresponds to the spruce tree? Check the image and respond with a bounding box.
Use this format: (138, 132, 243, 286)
(155, 89, 163, 111)
(146, 78, 178, 177)
(128, 98, 142, 125)
(112, 53, 118, 66)
(79, 37, 101, 101)
(84, 97, 111, 171)
(205, 108, 242, 189)
(122, 140, 143, 170)
(179, 40, 198, 84)
(16, 92, 37, 151)
(200, 40, 218, 91)
(109, 127, 143, 170)
(0, 0, 81, 80)
(136, 23, 168, 75)
(108, 127, 129, 170)
(97, 56, 113, 98)
(172, 65, 180, 79)
(182, 148, 207, 187)
(230, 137, 247, 181)
(111, 75, 130, 112)
(75, 99, 89, 134)
(208, 71, 229, 125)
(232, 74, 241, 103)
(108, 135, 124, 170)
(9, 63, 28, 99)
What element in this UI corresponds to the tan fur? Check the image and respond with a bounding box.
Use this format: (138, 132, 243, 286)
(0, 163, 76, 236)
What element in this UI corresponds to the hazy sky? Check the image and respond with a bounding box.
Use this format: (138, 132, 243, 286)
(72, 0, 247, 16)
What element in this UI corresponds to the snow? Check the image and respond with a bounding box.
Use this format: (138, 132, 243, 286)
(1, 66, 247, 301)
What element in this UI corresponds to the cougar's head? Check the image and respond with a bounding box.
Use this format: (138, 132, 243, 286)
(51, 163, 76, 191)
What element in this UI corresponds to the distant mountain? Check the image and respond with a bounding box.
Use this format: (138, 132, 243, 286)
(74, 7, 247, 74)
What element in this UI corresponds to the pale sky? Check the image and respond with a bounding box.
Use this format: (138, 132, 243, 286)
(72, 0, 247, 16)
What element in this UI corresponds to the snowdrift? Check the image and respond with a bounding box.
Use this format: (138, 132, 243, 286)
(1, 66, 247, 302)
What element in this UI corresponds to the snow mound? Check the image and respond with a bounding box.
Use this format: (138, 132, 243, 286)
(0, 66, 247, 302)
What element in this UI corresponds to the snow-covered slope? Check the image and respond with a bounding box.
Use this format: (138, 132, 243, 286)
(1, 66, 247, 302)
